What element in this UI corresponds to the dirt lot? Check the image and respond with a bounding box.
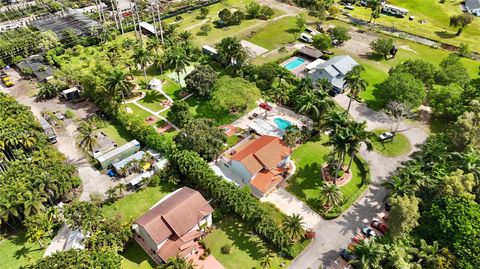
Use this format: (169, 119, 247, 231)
(3, 69, 119, 201)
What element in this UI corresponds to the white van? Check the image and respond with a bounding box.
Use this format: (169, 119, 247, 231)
(300, 33, 313, 43)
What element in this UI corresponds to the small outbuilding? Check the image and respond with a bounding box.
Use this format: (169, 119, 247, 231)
(297, 46, 323, 61)
(139, 21, 157, 36)
(96, 139, 141, 169)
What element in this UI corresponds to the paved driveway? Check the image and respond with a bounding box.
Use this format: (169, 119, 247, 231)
(261, 187, 322, 230)
(288, 95, 429, 269)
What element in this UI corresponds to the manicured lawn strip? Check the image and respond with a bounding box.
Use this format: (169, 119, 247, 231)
(100, 122, 134, 146)
(343, 0, 480, 52)
(102, 184, 177, 223)
(371, 129, 411, 157)
(137, 90, 166, 113)
(259, 202, 286, 226)
(287, 136, 368, 217)
(246, 16, 299, 50)
(121, 103, 156, 120)
(204, 215, 294, 269)
(120, 241, 156, 269)
(0, 231, 49, 269)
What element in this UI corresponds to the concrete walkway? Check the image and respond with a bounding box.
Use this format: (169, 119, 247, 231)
(43, 224, 70, 257)
(261, 187, 321, 230)
(288, 95, 429, 269)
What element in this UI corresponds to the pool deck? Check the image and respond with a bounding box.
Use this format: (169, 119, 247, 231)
(232, 100, 313, 133)
(280, 56, 310, 77)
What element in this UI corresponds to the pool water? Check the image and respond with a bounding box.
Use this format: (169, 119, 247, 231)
(274, 118, 292, 130)
(283, 57, 305, 71)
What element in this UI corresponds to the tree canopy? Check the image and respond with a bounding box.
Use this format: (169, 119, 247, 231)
(210, 76, 261, 113)
(376, 72, 426, 109)
(185, 65, 217, 97)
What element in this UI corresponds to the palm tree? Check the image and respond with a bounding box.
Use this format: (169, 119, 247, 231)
(282, 213, 305, 241)
(161, 254, 195, 269)
(296, 80, 332, 119)
(105, 45, 121, 67)
(105, 69, 135, 100)
(146, 36, 162, 53)
(164, 46, 190, 86)
(78, 121, 99, 154)
(345, 121, 372, 171)
(260, 253, 274, 269)
(132, 46, 152, 83)
(325, 127, 350, 181)
(418, 239, 443, 269)
(22, 190, 47, 217)
(323, 110, 349, 132)
(178, 30, 192, 46)
(215, 37, 247, 67)
(352, 239, 385, 269)
(381, 176, 413, 198)
(21, 135, 36, 151)
(344, 65, 368, 113)
(319, 182, 343, 209)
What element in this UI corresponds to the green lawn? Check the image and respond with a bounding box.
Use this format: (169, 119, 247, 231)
(137, 90, 166, 113)
(331, 26, 480, 109)
(226, 135, 240, 147)
(370, 129, 411, 157)
(343, 0, 480, 52)
(204, 215, 295, 269)
(286, 136, 368, 216)
(0, 231, 49, 269)
(246, 16, 299, 50)
(102, 184, 176, 223)
(121, 103, 156, 121)
(100, 122, 134, 146)
(161, 78, 184, 101)
(120, 241, 156, 269)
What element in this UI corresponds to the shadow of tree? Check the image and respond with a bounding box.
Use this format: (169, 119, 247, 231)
(120, 241, 156, 267)
(435, 30, 456, 39)
(219, 218, 268, 261)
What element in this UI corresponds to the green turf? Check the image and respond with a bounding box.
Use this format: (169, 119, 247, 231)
(120, 241, 156, 269)
(121, 103, 156, 121)
(204, 215, 293, 269)
(160, 78, 184, 101)
(343, 0, 480, 52)
(246, 16, 299, 50)
(100, 123, 134, 146)
(0, 231, 49, 269)
(286, 136, 367, 214)
(370, 129, 411, 157)
(226, 135, 240, 147)
(259, 202, 286, 226)
(137, 91, 166, 113)
(102, 184, 176, 223)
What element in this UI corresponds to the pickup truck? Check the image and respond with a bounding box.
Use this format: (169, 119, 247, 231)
(0, 70, 14, 87)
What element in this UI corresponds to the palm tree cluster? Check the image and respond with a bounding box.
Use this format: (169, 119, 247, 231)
(282, 213, 305, 242)
(0, 94, 79, 229)
(343, 65, 368, 113)
(295, 78, 333, 120)
(324, 111, 373, 183)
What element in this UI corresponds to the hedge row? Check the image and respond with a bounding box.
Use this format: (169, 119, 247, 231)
(116, 113, 293, 254)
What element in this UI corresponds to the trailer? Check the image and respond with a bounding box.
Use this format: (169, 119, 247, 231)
(382, 4, 409, 17)
(39, 117, 57, 144)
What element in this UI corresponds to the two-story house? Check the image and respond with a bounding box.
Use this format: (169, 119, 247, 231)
(218, 135, 293, 198)
(132, 187, 214, 264)
(305, 55, 359, 93)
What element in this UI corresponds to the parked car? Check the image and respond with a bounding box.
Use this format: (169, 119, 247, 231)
(340, 248, 356, 262)
(300, 33, 314, 43)
(378, 132, 394, 141)
(345, 4, 354, 10)
(371, 220, 388, 234)
(361, 226, 377, 237)
(328, 87, 342, 97)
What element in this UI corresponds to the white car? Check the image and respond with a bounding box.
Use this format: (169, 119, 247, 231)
(378, 132, 394, 141)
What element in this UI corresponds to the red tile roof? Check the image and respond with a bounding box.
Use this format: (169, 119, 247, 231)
(250, 167, 288, 193)
(135, 187, 213, 245)
(230, 135, 291, 175)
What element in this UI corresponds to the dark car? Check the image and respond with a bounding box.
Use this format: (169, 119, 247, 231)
(340, 248, 356, 262)
(361, 226, 377, 237)
(328, 87, 342, 97)
(371, 220, 388, 234)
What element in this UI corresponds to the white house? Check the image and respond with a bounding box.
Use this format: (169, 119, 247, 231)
(218, 135, 292, 198)
(132, 187, 214, 265)
(305, 55, 359, 92)
(465, 0, 480, 16)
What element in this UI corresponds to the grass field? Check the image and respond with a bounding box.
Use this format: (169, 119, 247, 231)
(287, 136, 368, 215)
(344, 0, 480, 52)
(370, 129, 411, 157)
(204, 215, 294, 269)
(121, 103, 156, 120)
(120, 241, 156, 269)
(137, 91, 166, 113)
(0, 231, 49, 269)
(246, 16, 299, 50)
(102, 184, 176, 223)
(99, 122, 134, 146)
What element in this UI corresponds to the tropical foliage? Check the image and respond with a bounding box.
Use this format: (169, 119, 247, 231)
(24, 249, 121, 269)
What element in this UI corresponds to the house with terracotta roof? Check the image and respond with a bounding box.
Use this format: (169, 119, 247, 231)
(132, 187, 214, 265)
(217, 135, 293, 198)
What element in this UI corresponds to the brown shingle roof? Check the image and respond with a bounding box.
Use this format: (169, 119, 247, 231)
(230, 135, 292, 175)
(135, 187, 214, 245)
(298, 46, 323, 59)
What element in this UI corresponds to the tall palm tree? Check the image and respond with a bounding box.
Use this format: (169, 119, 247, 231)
(352, 239, 385, 269)
(323, 110, 349, 132)
(161, 254, 196, 269)
(319, 182, 343, 209)
(78, 121, 99, 154)
(105, 69, 135, 100)
(215, 37, 247, 67)
(344, 65, 367, 113)
(132, 46, 152, 83)
(146, 36, 162, 53)
(345, 121, 372, 171)
(325, 127, 350, 181)
(282, 213, 305, 241)
(418, 239, 442, 269)
(164, 46, 190, 86)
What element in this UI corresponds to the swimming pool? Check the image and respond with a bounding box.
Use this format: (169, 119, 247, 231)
(283, 57, 305, 71)
(274, 118, 292, 130)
